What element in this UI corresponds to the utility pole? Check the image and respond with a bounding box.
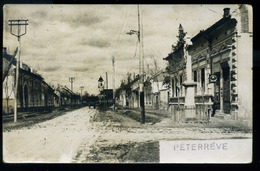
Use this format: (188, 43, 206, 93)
(127, 5, 145, 124)
(69, 77, 75, 92)
(106, 72, 108, 89)
(69, 77, 75, 107)
(112, 56, 116, 110)
(8, 19, 29, 123)
(139, 5, 145, 124)
(80, 86, 84, 105)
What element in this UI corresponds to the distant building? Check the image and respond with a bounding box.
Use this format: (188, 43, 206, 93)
(144, 71, 169, 110)
(164, 5, 252, 120)
(98, 76, 104, 92)
(97, 75, 114, 106)
(116, 74, 140, 108)
(100, 89, 113, 106)
(116, 71, 170, 110)
(55, 85, 80, 107)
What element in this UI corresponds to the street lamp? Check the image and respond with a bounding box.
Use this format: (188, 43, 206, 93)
(126, 5, 145, 124)
(126, 29, 141, 82)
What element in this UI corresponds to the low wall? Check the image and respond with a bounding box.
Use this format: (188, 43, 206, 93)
(170, 104, 185, 122)
(169, 95, 213, 122)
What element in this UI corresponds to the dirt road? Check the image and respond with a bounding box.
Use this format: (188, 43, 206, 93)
(3, 107, 252, 163)
(3, 107, 99, 163)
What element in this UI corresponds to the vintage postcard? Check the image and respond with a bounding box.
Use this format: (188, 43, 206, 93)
(2, 4, 252, 163)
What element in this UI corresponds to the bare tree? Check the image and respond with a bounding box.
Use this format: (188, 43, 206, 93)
(4, 74, 14, 114)
(145, 51, 163, 93)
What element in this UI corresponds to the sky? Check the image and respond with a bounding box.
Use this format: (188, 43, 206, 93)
(3, 4, 238, 95)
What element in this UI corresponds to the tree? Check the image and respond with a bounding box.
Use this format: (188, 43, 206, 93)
(164, 23, 187, 90)
(2, 47, 18, 83)
(3, 74, 15, 114)
(145, 52, 161, 79)
(163, 24, 188, 114)
(172, 24, 187, 52)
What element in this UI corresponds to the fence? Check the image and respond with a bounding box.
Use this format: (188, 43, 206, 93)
(169, 95, 213, 123)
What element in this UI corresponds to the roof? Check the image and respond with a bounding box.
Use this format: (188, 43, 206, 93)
(147, 70, 165, 82)
(98, 76, 103, 82)
(191, 16, 237, 42)
(3, 52, 44, 81)
(163, 44, 184, 61)
(164, 16, 237, 61)
(3, 51, 58, 94)
(57, 86, 79, 98)
(19, 68, 43, 81)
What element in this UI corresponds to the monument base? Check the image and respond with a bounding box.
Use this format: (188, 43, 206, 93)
(184, 105, 196, 122)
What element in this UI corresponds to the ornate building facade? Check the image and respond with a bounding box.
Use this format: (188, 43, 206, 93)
(164, 5, 252, 121)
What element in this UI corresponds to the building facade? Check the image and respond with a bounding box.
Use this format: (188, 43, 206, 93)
(2, 49, 57, 114)
(55, 85, 80, 107)
(116, 74, 140, 108)
(116, 72, 170, 110)
(164, 5, 252, 121)
(144, 71, 169, 110)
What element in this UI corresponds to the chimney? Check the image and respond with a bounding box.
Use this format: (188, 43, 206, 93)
(223, 8, 231, 18)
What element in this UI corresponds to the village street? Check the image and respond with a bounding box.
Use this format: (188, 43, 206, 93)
(3, 107, 252, 163)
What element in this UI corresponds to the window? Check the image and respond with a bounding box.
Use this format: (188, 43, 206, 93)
(39, 84, 42, 103)
(193, 70, 198, 94)
(193, 70, 197, 82)
(172, 78, 175, 97)
(175, 78, 178, 97)
(201, 68, 205, 92)
(180, 74, 183, 96)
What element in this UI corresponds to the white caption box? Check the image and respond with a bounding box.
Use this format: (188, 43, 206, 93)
(160, 139, 252, 163)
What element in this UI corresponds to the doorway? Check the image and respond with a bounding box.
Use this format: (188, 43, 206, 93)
(155, 95, 159, 110)
(222, 66, 231, 114)
(213, 72, 220, 110)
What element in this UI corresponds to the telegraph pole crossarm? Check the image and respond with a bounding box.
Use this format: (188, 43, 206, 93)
(9, 20, 29, 39)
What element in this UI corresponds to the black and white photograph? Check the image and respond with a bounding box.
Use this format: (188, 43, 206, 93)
(2, 4, 253, 163)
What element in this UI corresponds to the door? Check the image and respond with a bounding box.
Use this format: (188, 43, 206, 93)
(155, 95, 159, 110)
(214, 72, 220, 110)
(222, 67, 230, 114)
